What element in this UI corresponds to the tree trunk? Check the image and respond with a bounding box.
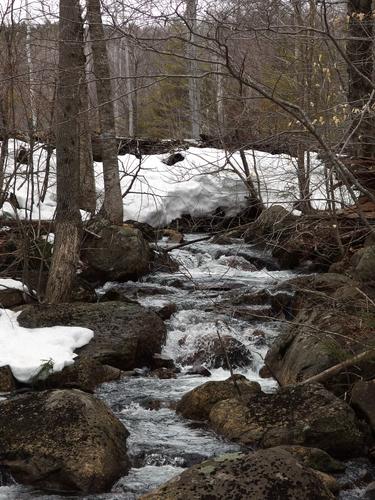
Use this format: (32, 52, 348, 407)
(185, 0, 201, 141)
(347, 0, 375, 159)
(86, 0, 123, 224)
(45, 0, 83, 303)
(124, 41, 135, 137)
(78, 33, 96, 213)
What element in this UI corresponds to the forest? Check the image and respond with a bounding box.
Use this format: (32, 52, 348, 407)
(0, 0, 374, 499)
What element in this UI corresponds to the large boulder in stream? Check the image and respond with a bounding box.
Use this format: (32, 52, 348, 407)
(179, 334, 253, 369)
(81, 221, 152, 282)
(18, 301, 167, 375)
(0, 389, 129, 493)
(141, 448, 334, 500)
(176, 375, 261, 420)
(208, 383, 365, 459)
(264, 273, 375, 391)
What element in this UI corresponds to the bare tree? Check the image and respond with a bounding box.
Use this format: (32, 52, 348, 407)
(45, 0, 83, 303)
(86, 0, 123, 224)
(78, 34, 96, 214)
(185, 0, 201, 140)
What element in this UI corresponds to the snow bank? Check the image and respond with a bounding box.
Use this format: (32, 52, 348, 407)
(0, 140, 350, 227)
(0, 278, 29, 292)
(0, 309, 93, 384)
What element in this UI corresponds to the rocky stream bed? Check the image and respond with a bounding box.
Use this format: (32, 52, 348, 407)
(0, 235, 374, 499)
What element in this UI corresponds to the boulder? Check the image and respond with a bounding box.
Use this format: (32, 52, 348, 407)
(82, 221, 152, 282)
(124, 219, 156, 242)
(34, 358, 121, 393)
(0, 389, 129, 493)
(176, 375, 261, 420)
(186, 364, 212, 377)
(141, 448, 334, 500)
(151, 353, 175, 370)
(273, 446, 345, 473)
(265, 274, 375, 390)
(209, 383, 365, 458)
(18, 302, 166, 371)
(351, 380, 375, 433)
(179, 334, 252, 369)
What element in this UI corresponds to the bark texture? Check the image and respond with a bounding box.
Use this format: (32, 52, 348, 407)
(45, 0, 83, 303)
(186, 0, 201, 141)
(87, 0, 123, 224)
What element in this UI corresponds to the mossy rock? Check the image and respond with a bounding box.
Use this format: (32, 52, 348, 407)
(141, 448, 334, 500)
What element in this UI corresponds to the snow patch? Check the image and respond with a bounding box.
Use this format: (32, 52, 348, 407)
(0, 309, 93, 384)
(0, 278, 29, 292)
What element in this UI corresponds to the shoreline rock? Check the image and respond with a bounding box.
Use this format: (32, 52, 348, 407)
(0, 389, 129, 493)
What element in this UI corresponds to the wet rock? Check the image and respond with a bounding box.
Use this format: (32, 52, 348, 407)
(180, 334, 252, 369)
(18, 301, 166, 371)
(152, 250, 179, 273)
(141, 448, 334, 500)
(151, 353, 175, 370)
(176, 375, 261, 421)
(209, 383, 365, 459)
(154, 303, 177, 320)
(150, 368, 177, 379)
(351, 380, 375, 432)
(251, 328, 267, 347)
(0, 389, 129, 493)
(217, 255, 257, 271)
(186, 364, 212, 377)
(0, 366, 16, 392)
(133, 367, 150, 377)
(259, 365, 272, 379)
(81, 221, 152, 282)
(35, 358, 121, 392)
(99, 289, 138, 304)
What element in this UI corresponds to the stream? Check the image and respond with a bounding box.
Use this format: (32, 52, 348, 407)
(0, 235, 372, 499)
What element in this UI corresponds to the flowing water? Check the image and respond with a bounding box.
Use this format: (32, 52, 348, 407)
(0, 236, 371, 499)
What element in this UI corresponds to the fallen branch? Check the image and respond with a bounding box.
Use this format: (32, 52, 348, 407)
(300, 349, 375, 386)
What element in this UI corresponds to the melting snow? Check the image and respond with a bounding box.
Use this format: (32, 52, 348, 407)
(0, 141, 351, 227)
(0, 309, 93, 384)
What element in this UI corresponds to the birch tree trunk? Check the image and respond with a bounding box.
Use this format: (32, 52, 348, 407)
(86, 0, 123, 224)
(185, 0, 200, 141)
(45, 0, 83, 303)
